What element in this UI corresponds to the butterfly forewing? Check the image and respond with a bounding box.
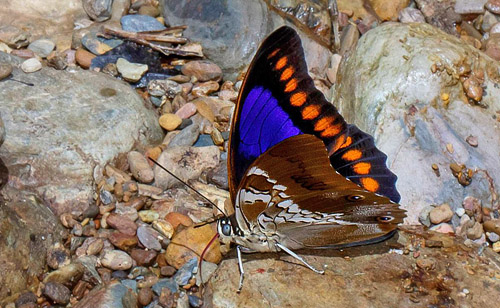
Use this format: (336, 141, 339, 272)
(236, 134, 405, 249)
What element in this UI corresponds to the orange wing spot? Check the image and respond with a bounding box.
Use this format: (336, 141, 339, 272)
(342, 149, 362, 161)
(290, 92, 307, 106)
(353, 162, 371, 175)
(360, 177, 379, 192)
(275, 56, 288, 70)
(284, 78, 298, 92)
(339, 136, 352, 149)
(268, 48, 280, 59)
(330, 134, 346, 154)
(301, 104, 321, 120)
(320, 124, 342, 138)
(314, 116, 333, 131)
(280, 67, 294, 81)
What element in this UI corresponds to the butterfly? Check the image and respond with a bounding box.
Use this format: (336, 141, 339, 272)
(216, 26, 406, 290)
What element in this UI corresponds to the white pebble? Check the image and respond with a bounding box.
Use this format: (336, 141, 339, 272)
(21, 58, 42, 73)
(456, 207, 465, 217)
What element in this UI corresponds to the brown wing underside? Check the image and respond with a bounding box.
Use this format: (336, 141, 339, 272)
(237, 134, 406, 248)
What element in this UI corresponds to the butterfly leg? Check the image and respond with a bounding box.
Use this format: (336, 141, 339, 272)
(236, 245, 245, 293)
(275, 243, 325, 274)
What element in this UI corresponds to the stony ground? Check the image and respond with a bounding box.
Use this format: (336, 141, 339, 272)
(1, 0, 500, 307)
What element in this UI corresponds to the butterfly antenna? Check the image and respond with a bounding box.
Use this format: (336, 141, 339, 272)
(198, 232, 220, 289)
(148, 157, 227, 216)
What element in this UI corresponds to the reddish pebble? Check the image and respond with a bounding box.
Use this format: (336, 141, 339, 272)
(106, 213, 137, 235)
(175, 102, 197, 119)
(108, 231, 138, 250)
(164, 212, 193, 230)
(130, 248, 158, 266)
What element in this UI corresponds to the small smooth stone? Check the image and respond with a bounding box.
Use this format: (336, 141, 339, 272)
(398, 7, 426, 23)
(195, 261, 218, 286)
(483, 11, 499, 32)
(82, 0, 113, 22)
(28, 39, 55, 58)
(454, 0, 487, 14)
(178, 118, 193, 130)
(193, 134, 214, 147)
(116, 58, 148, 82)
(483, 219, 500, 235)
(493, 241, 500, 252)
(0, 42, 12, 53)
(486, 0, 500, 14)
(106, 213, 137, 235)
(148, 79, 182, 97)
(429, 203, 453, 224)
(0, 25, 30, 48)
(456, 207, 466, 217)
(169, 74, 191, 83)
(485, 34, 500, 61)
(430, 223, 454, 234)
(115, 203, 139, 222)
(138, 5, 160, 17)
(15, 292, 37, 307)
(188, 295, 203, 308)
(193, 100, 215, 122)
(466, 221, 483, 240)
(164, 212, 193, 230)
(43, 263, 84, 285)
(491, 22, 500, 34)
(181, 60, 222, 82)
(139, 210, 160, 223)
(160, 265, 177, 277)
(211, 128, 224, 146)
(101, 250, 133, 270)
(173, 257, 197, 286)
(0, 63, 13, 80)
(86, 238, 104, 255)
(218, 89, 238, 101)
(138, 287, 154, 306)
(75, 48, 96, 69)
(130, 248, 158, 266)
(121, 14, 166, 32)
(100, 189, 114, 205)
(487, 231, 500, 242)
(137, 225, 162, 251)
(81, 33, 113, 55)
(466, 135, 478, 147)
(128, 151, 154, 183)
(43, 282, 71, 305)
(192, 80, 220, 97)
(168, 124, 200, 147)
(46, 243, 71, 270)
(21, 58, 42, 73)
(175, 102, 197, 119)
(150, 96, 162, 107)
(11, 49, 35, 59)
(159, 113, 182, 131)
(108, 232, 138, 250)
(152, 220, 174, 239)
(152, 278, 178, 296)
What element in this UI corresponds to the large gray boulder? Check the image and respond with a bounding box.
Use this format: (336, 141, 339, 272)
(333, 22, 500, 223)
(0, 52, 163, 215)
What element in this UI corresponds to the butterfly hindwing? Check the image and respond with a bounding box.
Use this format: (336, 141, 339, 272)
(235, 134, 406, 249)
(229, 26, 400, 204)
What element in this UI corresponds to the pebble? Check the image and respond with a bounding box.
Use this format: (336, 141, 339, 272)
(138, 5, 160, 17)
(175, 102, 197, 119)
(46, 243, 71, 269)
(486, 0, 500, 14)
(139, 210, 160, 223)
(456, 207, 466, 217)
(218, 89, 238, 101)
(196, 261, 218, 286)
(165, 225, 222, 269)
(487, 231, 500, 242)
(0, 42, 12, 53)
(188, 295, 203, 308)
(21, 58, 42, 73)
(116, 58, 148, 82)
(194, 134, 215, 147)
(483, 219, 500, 235)
(192, 80, 220, 97)
(463, 196, 482, 222)
(152, 219, 175, 239)
(169, 74, 191, 83)
(43, 282, 71, 305)
(491, 22, 500, 34)
(430, 223, 454, 234)
(101, 250, 133, 270)
(169, 124, 201, 147)
(81, 33, 113, 55)
(485, 34, 500, 61)
(161, 265, 177, 277)
(138, 287, 154, 306)
(86, 238, 104, 255)
(0, 25, 30, 48)
(211, 128, 224, 146)
(121, 14, 166, 32)
(159, 113, 182, 131)
(130, 248, 158, 266)
(27, 39, 55, 58)
(466, 135, 478, 147)
(148, 79, 182, 97)
(15, 292, 37, 307)
(454, 0, 487, 14)
(164, 212, 193, 231)
(493, 241, 500, 252)
(207, 163, 229, 190)
(152, 278, 178, 297)
(128, 151, 154, 183)
(137, 225, 162, 251)
(483, 11, 499, 32)
(181, 60, 222, 82)
(418, 205, 433, 227)
(102, 62, 118, 76)
(398, 7, 426, 23)
(75, 48, 96, 69)
(174, 257, 197, 286)
(429, 203, 453, 224)
(0, 63, 13, 81)
(108, 231, 138, 250)
(82, 0, 113, 22)
(193, 99, 216, 122)
(466, 221, 484, 240)
(43, 263, 84, 285)
(106, 213, 137, 235)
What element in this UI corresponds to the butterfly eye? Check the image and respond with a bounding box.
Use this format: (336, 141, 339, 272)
(222, 223, 232, 236)
(346, 194, 365, 201)
(377, 216, 394, 223)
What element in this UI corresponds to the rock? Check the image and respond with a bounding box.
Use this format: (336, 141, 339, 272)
(159, 113, 182, 131)
(43, 282, 71, 305)
(74, 281, 137, 308)
(398, 7, 426, 23)
(106, 213, 137, 236)
(169, 124, 200, 147)
(218, 89, 238, 101)
(192, 81, 220, 97)
(148, 79, 182, 98)
(161, 265, 177, 277)
(486, 0, 500, 14)
(175, 102, 197, 119)
(137, 225, 163, 251)
(154, 145, 220, 189)
(121, 14, 166, 32)
(130, 248, 158, 266)
(193, 134, 213, 147)
(81, 31, 118, 55)
(14, 292, 37, 307)
(20, 58, 42, 73)
(27, 39, 55, 58)
(152, 219, 174, 239)
(174, 257, 197, 286)
(101, 250, 133, 270)
(128, 151, 154, 183)
(46, 243, 71, 269)
(466, 222, 483, 240)
(430, 223, 454, 234)
(207, 162, 229, 190)
(482, 11, 499, 33)
(196, 261, 218, 286)
(164, 212, 193, 231)
(138, 5, 160, 17)
(137, 287, 154, 306)
(493, 241, 500, 252)
(456, 207, 466, 217)
(152, 278, 178, 295)
(0, 63, 12, 81)
(454, 0, 487, 14)
(0, 25, 30, 48)
(415, 0, 461, 34)
(429, 204, 453, 224)
(83, 0, 113, 22)
(369, 0, 409, 21)
(75, 48, 96, 69)
(463, 196, 482, 222)
(334, 23, 500, 224)
(43, 262, 85, 286)
(193, 100, 215, 123)
(116, 58, 148, 82)
(162, 0, 330, 80)
(108, 231, 138, 250)
(189, 295, 203, 308)
(165, 224, 221, 269)
(138, 210, 160, 223)
(487, 232, 500, 242)
(485, 34, 500, 61)
(483, 219, 500, 236)
(86, 238, 104, 255)
(181, 60, 222, 82)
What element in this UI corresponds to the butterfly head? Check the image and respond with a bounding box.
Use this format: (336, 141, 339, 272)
(217, 214, 244, 239)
